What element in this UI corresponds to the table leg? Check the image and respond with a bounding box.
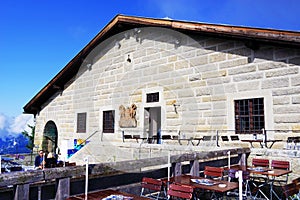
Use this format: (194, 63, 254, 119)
(191, 139, 201, 146)
(249, 142, 254, 148)
(252, 180, 270, 200)
(268, 141, 276, 149)
(178, 139, 182, 145)
(269, 178, 281, 200)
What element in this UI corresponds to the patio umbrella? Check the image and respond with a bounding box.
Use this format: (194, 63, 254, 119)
(227, 151, 231, 169)
(85, 157, 89, 200)
(167, 151, 170, 183)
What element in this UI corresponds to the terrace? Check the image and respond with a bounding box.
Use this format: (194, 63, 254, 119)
(1, 129, 300, 199)
(1, 146, 249, 199)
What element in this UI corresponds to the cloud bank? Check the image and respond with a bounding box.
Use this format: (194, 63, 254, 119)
(0, 113, 34, 139)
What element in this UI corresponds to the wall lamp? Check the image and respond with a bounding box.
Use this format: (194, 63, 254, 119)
(124, 32, 130, 39)
(173, 104, 180, 114)
(115, 41, 121, 49)
(174, 39, 181, 48)
(133, 28, 141, 42)
(86, 63, 92, 70)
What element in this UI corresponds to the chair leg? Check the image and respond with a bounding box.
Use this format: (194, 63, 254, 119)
(243, 180, 255, 199)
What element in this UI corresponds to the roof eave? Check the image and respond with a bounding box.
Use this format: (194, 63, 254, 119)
(23, 14, 300, 115)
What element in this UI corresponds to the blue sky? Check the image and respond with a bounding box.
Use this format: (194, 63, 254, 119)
(0, 0, 299, 137)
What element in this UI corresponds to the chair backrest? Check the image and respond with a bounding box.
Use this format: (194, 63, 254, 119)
(167, 184, 193, 199)
(123, 135, 133, 139)
(204, 166, 224, 179)
(281, 182, 298, 199)
(271, 160, 290, 170)
(141, 177, 163, 192)
(133, 135, 141, 139)
(252, 158, 269, 167)
(292, 177, 300, 191)
(230, 135, 239, 141)
(202, 136, 212, 141)
(221, 136, 229, 141)
(162, 135, 172, 140)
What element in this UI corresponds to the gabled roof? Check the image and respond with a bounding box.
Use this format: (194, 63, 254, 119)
(23, 14, 300, 115)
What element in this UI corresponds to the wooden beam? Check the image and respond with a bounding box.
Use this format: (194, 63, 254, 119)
(14, 184, 29, 200)
(55, 177, 70, 199)
(190, 160, 199, 176)
(0, 148, 250, 188)
(0, 170, 44, 187)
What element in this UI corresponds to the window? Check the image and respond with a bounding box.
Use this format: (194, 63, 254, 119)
(77, 112, 87, 133)
(103, 110, 115, 133)
(234, 98, 265, 134)
(146, 92, 159, 103)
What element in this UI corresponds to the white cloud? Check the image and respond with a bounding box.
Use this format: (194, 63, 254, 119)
(0, 114, 6, 130)
(8, 114, 34, 135)
(149, 0, 200, 20)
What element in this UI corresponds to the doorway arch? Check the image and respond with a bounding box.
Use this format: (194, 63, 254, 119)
(42, 121, 58, 153)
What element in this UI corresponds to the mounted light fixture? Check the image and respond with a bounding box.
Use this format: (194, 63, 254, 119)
(126, 54, 131, 63)
(133, 28, 141, 42)
(174, 39, 181, 48)
(82, 58, 92, 70)
(115, 41, 121, 49)
(86, 63, 92, 70)
(124, 32, 130, 39)
(173, 104, 180, 114)
(134, 28, 141, 34)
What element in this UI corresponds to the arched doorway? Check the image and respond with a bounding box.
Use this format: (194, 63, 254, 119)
(42, 121, 58, 153)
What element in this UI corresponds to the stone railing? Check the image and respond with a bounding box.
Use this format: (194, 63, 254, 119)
(0, 147, 250, 200)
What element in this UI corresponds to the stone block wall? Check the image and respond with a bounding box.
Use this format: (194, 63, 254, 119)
(34, 26, 300, 157)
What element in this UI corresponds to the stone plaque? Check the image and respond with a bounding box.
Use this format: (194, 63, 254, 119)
(119, 104, 137, 128)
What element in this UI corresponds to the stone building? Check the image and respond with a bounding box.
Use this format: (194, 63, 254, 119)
(23, 15, 300, 165)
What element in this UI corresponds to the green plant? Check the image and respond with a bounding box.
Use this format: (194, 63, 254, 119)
(21, 125, 35, 152)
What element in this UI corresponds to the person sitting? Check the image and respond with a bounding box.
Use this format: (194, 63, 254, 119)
(34, 150, 46, 169)
(45, 152, 57, 168)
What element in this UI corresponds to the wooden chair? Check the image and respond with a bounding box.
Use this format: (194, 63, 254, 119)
(292, 177, 300, 192)
(167, 183, 193, 200)
(271, 160, 290, 185)
(162, 135, 172, 140)
(204, 166, 224, 180)
(252, 158, 269, 167)
(203, 166, 224, 199)
(202, 136, 215, 147)
(221, 136, 229, 141)
(227, 169, 253, 199)
(220, 136, 230, 147)
(140, 177, 166, 199)
(281, 182, 299, 200)
(230, 135, 240, 141)
(271, 160, 290, 168)
(251, 158, 269, 188)
(123, 134, 133, 142)
(293, 178, 300, 199)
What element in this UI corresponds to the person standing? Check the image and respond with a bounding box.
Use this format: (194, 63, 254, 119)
(45, 152, 57, 168)
(34, 150, 45, 169)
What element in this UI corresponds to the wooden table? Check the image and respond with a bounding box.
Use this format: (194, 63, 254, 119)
(171, 175, 238, 192)
(227, 165, 292, 200)
(66, 189, 148, 200)
(164, 174, 238, 199)
(241, 139, 282, 148)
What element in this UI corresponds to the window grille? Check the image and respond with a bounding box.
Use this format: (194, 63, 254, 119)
(234, 98, 265, 134)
